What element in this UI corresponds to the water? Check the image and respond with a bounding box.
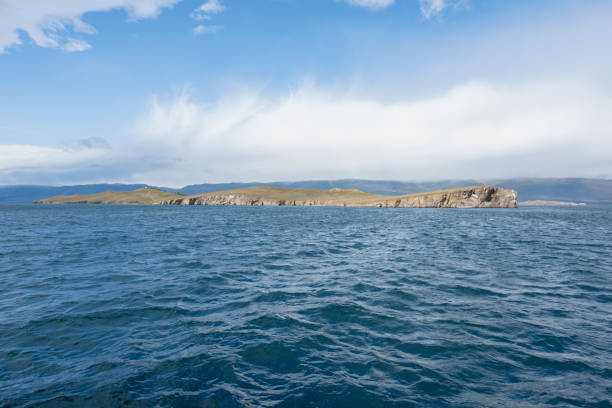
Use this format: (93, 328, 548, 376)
(0, 204, 610, 407)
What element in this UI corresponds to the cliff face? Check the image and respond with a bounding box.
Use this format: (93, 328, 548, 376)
(161, 185, 518, 208)
(394, 185, 519, 208)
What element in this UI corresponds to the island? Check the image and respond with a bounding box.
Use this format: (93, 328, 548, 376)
(35, 185, 519, 208)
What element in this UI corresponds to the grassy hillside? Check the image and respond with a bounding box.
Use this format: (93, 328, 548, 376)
(174, 178, 612, 202)
(165, 185, 518, 209)
(36, 185, 502, 206)
(196, 186, 383, 203)
(35, 188, 182, 204)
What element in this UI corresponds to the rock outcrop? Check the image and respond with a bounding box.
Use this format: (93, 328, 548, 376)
(160, 185, 518, 208)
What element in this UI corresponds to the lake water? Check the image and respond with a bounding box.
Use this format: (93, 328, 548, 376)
(0, 204, 610, 407)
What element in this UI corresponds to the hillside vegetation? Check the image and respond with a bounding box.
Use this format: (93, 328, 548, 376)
(37, 185, 518, 208)
(34, 188, 182, 204)
(160, 185, 518, 208)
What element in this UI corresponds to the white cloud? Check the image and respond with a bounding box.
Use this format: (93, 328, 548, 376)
(191, 0, 225, 33)
(0, 144, 109, 184)
(0, 0, 467, 52)
(0, 0, 181, 52)
(193, 24, 224, 35)
(4, 80, 609, 186)
(340, 0, 464, 16)
(419, 0, 464, 19)
(61, 38, 92, 52)
(134, 81, 612, 185)
(419, 0, 445, 18)
(196, 0, 225, 14)
(0, 144, 104, 170)
(342, 0, 395, 9)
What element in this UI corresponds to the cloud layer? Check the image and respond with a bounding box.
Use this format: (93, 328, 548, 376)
(0, 0, 181, 52)
(0, 0, 457, 52)
(2, 80, 610, 185)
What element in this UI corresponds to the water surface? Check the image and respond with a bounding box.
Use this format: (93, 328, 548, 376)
(1, 205, 610, 407)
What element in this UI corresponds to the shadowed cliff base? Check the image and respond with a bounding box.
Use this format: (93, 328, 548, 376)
(36, 185, 519, 208)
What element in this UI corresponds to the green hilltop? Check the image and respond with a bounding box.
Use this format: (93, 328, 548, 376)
(34, 187, 182, 204)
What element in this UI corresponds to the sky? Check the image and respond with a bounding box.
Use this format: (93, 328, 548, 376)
(0, 0, 611, 186)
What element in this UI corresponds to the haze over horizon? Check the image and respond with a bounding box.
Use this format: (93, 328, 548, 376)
(1, 0, 611, 187)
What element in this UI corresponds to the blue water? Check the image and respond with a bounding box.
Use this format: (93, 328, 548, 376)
(1, 205, 611, 407)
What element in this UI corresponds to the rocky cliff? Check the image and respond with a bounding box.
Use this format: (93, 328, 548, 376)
(161, 185, 518, 208)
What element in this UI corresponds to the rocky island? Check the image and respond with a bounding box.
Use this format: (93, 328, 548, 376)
(36, 185, 519, 208)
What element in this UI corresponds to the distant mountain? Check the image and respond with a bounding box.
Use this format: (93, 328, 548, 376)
(491, 178, 612, 203)
(2, 178, 611, 204)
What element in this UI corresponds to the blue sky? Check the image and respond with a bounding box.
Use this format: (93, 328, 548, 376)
(1, 0, 611, 186)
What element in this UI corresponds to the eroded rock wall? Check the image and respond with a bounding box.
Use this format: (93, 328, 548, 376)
(161, 186, 518, 208)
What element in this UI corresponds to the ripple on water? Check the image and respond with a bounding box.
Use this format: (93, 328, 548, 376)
(0, 204, 611, 407)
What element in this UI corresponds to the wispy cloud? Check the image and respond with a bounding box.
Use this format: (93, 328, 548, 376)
(2, 80, 610, 185)
(340, 0, 464, 17)
(193, 24, 224, 35)
(61, 38, 92, 52)
(0, 0, 181, 53)
(342, 0, 395, 9)
(419, 0, 465, 19)
(196, 0, 226, 14)
(192, 0, 226, 34)
(79, 137, 110, 149)
(0, 0, 467, 53)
